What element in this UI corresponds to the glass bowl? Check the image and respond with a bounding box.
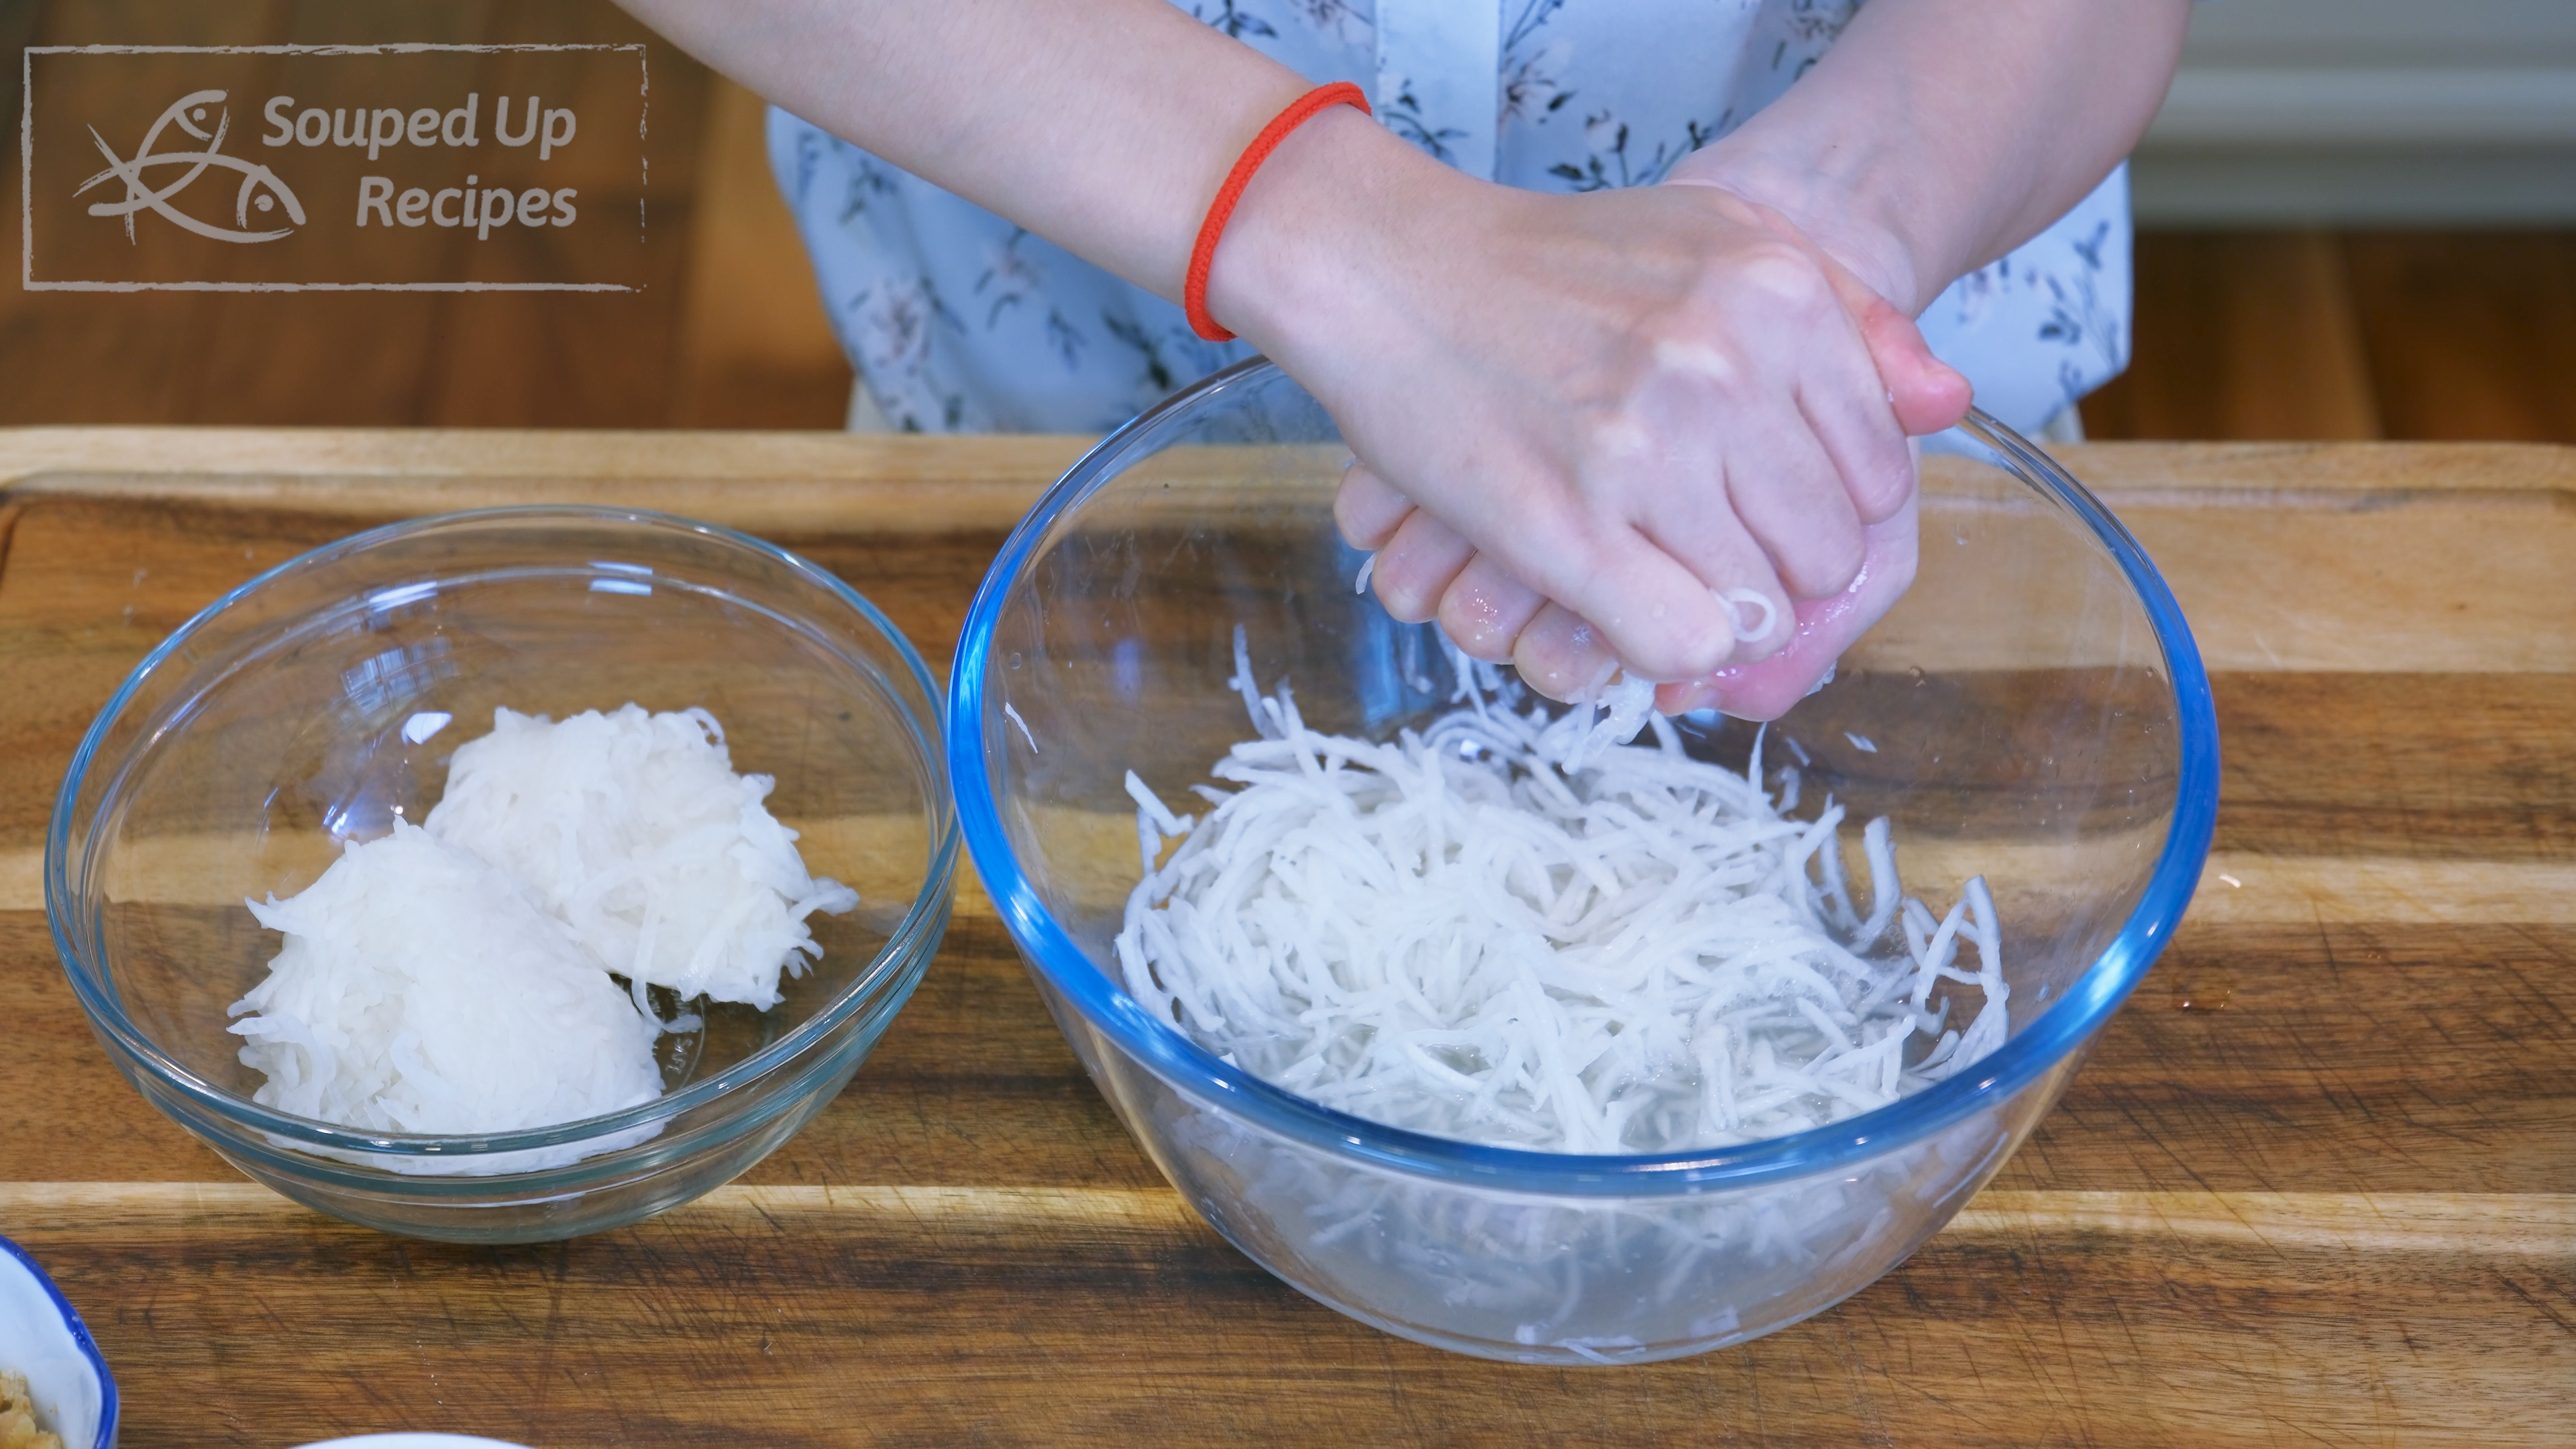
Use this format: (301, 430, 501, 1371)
(50, 508, 957, 1244)
(950, 360, 2218, 1364)
(0, 1233, 115, 1449)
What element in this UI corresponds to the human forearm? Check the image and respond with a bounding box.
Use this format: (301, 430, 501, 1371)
(1676, 0, 2192, 313)
(613, 0, 1321, 301)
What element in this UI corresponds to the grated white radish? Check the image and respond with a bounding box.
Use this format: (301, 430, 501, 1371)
(229, 819, 665, 1170)
(425, 705, 859, 1010)
(228, 704, 859, 1170)
(1114, 629, 2007, 1155)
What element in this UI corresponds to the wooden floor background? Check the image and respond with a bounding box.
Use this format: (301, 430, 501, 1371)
(4, 0, 2572, 443)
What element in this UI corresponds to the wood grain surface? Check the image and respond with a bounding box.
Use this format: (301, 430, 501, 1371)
(1, 432, 2569, 1448)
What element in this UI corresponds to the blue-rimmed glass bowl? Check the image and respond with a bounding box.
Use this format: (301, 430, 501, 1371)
(950, 360, 2217, 1364)
(0, 1233, 115, 1448)
(50, 508, 956, 1243)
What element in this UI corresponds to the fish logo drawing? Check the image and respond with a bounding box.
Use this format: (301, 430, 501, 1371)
(77, 89, 305, 244)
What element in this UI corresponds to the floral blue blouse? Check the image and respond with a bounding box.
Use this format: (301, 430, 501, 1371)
(768, 0, 2131, 436)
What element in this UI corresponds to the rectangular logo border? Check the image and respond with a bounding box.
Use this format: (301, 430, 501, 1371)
(20, 42, 651, 292)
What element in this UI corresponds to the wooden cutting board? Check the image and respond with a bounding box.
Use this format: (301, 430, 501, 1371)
(1, 430, 2569, 1448)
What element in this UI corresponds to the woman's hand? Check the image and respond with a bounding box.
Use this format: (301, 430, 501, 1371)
(1214, 111, 1968, 714)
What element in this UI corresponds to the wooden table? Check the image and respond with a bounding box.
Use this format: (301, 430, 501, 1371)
(1, 430, 2569, 1447)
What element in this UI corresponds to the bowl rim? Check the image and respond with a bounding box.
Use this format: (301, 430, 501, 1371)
(0, 1232, 118, 1449)
(46, 504, 960, 1166)
(948, 357, 2221, 1196)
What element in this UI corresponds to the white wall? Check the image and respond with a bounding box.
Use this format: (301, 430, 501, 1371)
(2133, 0, 2576, 223)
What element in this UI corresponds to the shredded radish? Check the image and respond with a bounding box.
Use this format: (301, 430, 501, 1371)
(229, 820, 665, 1171)
(1716, 587, 1780, 643)
(1115, 629, 2007, 1155)
(227, 705, 859, 1171)
(1004, 701, 1040, 754)
(425, 705, 859, 1010)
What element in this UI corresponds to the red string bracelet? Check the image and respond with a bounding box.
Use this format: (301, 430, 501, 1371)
(1183, 81, 1372, 342)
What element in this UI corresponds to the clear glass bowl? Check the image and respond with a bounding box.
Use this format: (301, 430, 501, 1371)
(50, 508, 957, 1244)
(950, 360, 2218, 1364)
